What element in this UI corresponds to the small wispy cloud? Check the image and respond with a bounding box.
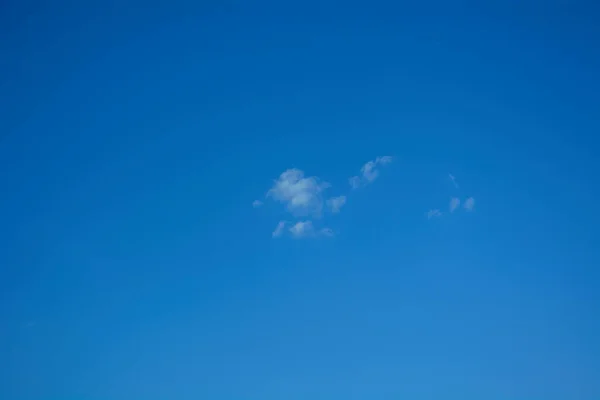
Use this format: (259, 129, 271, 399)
(267, 169, 330, 217)
(427, 209, 442, 219)
(272, 221, 286, 238)
(252, 200, 263, 208)
(289, 221, 314, 238)
(464, 197, 475, 211)
(288, 221, 333, 239)
(326, 196, 347, 213)
(449, 173, 459, 189)
(449, 197, 460, 213)
(349, 176, 362, 190)
(349, 156, 393, 189)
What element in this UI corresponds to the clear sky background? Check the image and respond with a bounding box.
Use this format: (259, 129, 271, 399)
(1, 2, 599, 399)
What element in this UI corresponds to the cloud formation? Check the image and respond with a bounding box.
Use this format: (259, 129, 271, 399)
(450, 197, 460, 213)
(327, 196, 347, 213)
(349, 156, 393, 189)
(464, 197, 475, 211)
(427, 209, 442, 219)
(289, 221, 334, 238)
(256, 156, 401, 238)
(427, 172, 477, 221)
(429, 197, 475, 220)
(259, 168, 338, 239)
(348, 176, 361, 189)
(449, 173, 459, 189)
(289, 221, 314, 238)
(272, 221, 286, 238)
(267, 169, 330, 217)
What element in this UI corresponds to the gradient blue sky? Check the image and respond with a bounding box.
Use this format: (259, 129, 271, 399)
(1, 2, 600, 399)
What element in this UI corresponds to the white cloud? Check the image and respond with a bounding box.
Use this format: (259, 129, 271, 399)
(464, 197, 475, 211)
(272, 221, 286, 238)
(449, 197, 460, 213)
(326, 196, 347, 213)
(252, 200, 263, 208)
(361, 160, 379, 182)
(427, 209, 442, 219)
(288, 221, 334, 239)
(349, 156, 393, 189)
(289, 220, 315, 238)
(377, 155, 393, 165)
(449, 173, 459, 189)
(349, 176, 361, 189)
(267, 169, 330, 217)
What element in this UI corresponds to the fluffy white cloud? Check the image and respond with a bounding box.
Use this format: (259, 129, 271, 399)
(450, 197, 460, 213)
(289, 221, 315, 238)
(427, 209, 442, 219)
(464, 197, 475, 211)
(326, 196, 347, 213)
(260, 168, 341, 238)
(272, 221, 286, 238)
(349, 156, 393, 189)
(267, 169, 330, 217)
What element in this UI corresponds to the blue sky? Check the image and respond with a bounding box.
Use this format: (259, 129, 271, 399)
(1, 2, 600, 399)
